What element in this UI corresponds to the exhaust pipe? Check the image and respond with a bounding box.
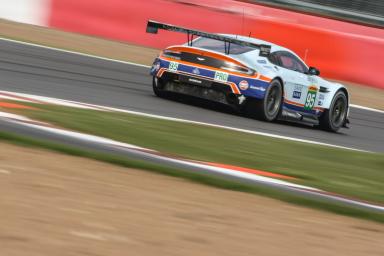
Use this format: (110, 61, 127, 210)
(226, 93, 239, 105)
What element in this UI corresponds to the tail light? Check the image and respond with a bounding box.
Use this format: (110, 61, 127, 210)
(221, 61, 255, 76)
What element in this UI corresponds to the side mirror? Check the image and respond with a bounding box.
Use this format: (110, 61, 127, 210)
(308, 67, 320, 76)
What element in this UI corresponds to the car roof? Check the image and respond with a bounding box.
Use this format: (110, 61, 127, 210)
(220, 34, 294, 54)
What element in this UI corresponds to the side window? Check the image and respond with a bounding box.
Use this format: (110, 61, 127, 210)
(278, 52, 308, 73)
(280, 55, 295, 70)
(268, 52, 280, 66)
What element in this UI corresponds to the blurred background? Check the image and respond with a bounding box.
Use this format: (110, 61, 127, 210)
(1, 0, 383, 88)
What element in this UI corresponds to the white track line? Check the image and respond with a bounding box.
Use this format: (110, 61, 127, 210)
(101, 105, 369, 152)
(0, 37, 151, 68)
(0, 90, 369, 152)
(350, 104, 384, 114)
(1, 37, 383, 114)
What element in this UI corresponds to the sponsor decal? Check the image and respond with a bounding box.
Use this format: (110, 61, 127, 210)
(263, 65, 273, 70)
(318, 100, 323, 106)
(192, 68, 200, 75)
(169, 61, 179, 72)
(197, 57, 205, 61)
(293, 84, 303, 99)
(214, 71, 229, 82)
(304, 86, 318, 110)
(250, 85, 266, 91)
(292, 91, 301, 99)
(239, 80, 249, 90)
(257, 59, 267, 64)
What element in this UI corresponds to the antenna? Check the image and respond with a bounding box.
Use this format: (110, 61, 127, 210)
(248, 32, 252, 37)
(304, 49, 309, 62)
(242, 8, 245, 36)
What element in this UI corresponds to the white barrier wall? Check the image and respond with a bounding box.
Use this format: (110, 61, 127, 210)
(0, 0, 48, 25)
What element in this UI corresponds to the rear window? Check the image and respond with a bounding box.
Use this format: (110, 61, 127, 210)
(191, 37, 255, 55)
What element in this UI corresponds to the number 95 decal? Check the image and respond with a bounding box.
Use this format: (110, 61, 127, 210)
(168, 61, 179, 72)
(304, 88, 317, 110)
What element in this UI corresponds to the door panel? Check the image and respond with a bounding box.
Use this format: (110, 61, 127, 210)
(271, 51, 320, 113)
(282, 69, 311, 107)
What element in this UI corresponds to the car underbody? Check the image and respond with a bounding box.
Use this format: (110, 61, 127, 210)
(154, 73, 342, 127)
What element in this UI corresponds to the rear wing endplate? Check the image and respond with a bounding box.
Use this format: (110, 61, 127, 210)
(146, 20, 271, 57)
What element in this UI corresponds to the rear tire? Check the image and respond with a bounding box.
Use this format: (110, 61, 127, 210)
(319, 90, 348, 132)
(245, 79, 283, 121)
(152, 76, 166, 97)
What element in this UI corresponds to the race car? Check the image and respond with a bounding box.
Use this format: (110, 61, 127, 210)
(146, 20, 350, 132)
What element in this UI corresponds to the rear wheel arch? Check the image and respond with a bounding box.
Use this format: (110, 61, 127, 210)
(152, 76, 167, 97)
(273, 76, 285, 97)
(245, 78, 283, 121)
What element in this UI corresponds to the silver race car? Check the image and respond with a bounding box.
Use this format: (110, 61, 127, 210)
(147, 20, 350, 132)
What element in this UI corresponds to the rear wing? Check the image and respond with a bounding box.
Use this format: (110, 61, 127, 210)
(146, 20, 271, 57)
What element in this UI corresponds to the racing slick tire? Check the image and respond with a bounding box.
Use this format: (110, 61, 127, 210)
(245, 79, 283, 121)
(152, 76, 167, 97)
(319, 90, 348, 132)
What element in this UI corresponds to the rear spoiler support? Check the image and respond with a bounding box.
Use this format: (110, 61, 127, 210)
(187, 32, 194, 47)
(146, 20, 271, 56)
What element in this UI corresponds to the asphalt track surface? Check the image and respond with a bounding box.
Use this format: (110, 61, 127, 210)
(0, 39, 383, 152)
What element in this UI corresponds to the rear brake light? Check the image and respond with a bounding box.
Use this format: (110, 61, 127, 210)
(221, 66, 255, 76)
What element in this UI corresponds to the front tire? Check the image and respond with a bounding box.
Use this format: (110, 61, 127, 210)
(245, 79, 283, 121)
(319, 90, 348, 132)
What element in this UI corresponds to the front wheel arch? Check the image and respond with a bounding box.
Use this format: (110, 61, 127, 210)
(338, 87, 349, 106)
(319, 89, 348, 132)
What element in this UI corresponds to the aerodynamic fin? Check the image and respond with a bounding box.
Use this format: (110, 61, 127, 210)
(146, 20, 271, 56)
